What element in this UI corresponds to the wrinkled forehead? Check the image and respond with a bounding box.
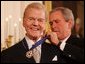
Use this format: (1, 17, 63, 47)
(24, 8, 46, 20)
(25, 8, 45, 13)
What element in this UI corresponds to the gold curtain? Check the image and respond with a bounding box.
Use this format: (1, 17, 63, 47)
(44, 1, 52, 34)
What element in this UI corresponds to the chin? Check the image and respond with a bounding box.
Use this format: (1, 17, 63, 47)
(31, 34, 40, 37)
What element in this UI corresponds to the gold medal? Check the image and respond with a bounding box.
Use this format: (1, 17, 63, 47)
(26, 50, 33, 58)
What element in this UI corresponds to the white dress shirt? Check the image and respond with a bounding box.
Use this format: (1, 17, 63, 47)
(60, 34, 71, 51)
(25, 36, 41, 63)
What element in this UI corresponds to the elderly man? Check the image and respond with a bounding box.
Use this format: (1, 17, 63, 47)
(1, 3, 56, 63)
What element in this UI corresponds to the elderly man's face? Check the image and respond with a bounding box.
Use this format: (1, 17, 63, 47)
(49, 11, 72, 40)
(23, 8, 46, 39)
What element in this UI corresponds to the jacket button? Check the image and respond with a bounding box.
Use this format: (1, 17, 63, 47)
(68, 55, 71, 57)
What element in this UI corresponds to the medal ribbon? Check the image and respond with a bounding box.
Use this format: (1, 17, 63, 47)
(30, 36, 48, 50)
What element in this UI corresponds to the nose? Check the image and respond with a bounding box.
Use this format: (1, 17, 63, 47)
(33, 19, 39, 26)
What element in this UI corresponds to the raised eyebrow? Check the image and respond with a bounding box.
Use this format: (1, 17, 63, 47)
(38, 18, 45, 20)
(52, 19, 60, 22)
(50, 20, 55, 22)
(28, 17, 34, 19)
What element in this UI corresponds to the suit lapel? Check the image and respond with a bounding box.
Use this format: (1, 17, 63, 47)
(21, 38, 29, 51)
(40, 43, 48, 63)
(21, 38, 35, 63)
(40, 43, 59, 63)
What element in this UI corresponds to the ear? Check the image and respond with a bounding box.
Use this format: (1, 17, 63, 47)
(23, 18, 25, 27)
(68, 19, 74, 29)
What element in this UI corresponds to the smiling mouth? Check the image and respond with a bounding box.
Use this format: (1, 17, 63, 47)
(30, 27, 40, 31)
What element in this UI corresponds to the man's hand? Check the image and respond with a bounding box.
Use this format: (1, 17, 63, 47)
(47, 32, 59, 46)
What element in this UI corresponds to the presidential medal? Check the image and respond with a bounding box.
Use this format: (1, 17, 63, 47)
(26, 50, 33, 58)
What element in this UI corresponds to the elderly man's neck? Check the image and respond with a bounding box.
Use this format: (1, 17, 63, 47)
(26, 34, 40, 42)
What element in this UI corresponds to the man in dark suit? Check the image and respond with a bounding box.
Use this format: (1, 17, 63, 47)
(1, 3, 84, 63)
(1, 2, 63, 63)
(48, 7, 84, 63)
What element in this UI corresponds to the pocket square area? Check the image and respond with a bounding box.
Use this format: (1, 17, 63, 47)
(52, 56, 58, 61)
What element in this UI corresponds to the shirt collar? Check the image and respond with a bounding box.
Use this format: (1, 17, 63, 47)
(61, 33, 71, 43)
(25, 36, 41, 49)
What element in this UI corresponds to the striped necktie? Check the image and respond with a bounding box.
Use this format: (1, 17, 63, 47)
(32, 46, 41, 63)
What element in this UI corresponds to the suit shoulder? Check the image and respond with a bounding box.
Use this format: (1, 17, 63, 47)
(1, 41, 23, 55)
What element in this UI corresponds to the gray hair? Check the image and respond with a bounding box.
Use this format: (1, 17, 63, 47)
(23, 2, 46, 19)
(50, 7, 74, 26)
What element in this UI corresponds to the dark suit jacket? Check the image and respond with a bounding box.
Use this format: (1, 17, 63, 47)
(1, 35, 84, 63)
(59, 35, 84, 63)
(1, 38, 61, 63)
